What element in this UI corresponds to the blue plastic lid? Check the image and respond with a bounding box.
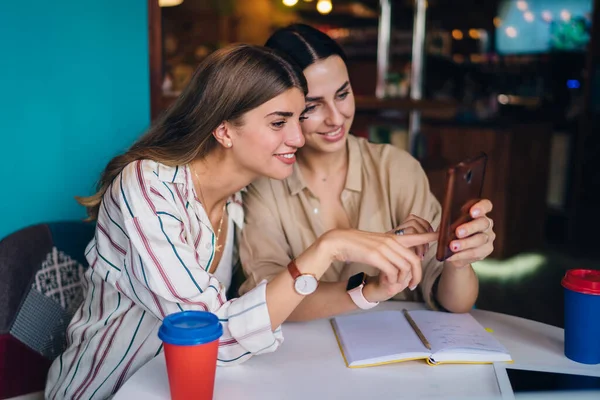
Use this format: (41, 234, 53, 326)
(158, 311, 223, 346)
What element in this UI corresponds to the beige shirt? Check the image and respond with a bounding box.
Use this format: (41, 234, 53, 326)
(239, 135, 444, 309)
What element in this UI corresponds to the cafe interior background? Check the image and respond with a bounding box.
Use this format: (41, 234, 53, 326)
(2, 0, 600, 342)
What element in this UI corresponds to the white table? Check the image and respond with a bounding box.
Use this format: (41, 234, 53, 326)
(114, 302, 600, 399)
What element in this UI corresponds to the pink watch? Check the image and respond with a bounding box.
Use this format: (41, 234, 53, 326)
(346, 272, 379, 310)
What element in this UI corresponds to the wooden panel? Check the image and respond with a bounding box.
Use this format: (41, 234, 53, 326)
(420, 123, 551, 259)
(503, 123, 552, 257)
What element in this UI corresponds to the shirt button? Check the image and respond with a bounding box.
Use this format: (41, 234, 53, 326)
(313, 208, 319, 214)
(205, 243, 211, 249)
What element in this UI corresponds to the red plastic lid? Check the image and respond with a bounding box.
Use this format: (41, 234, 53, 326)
(562, 269, 600, 295)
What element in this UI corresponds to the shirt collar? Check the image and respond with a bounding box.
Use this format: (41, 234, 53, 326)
(287, 162, 306, 196)
(157, 163, 246, 228)
(156, 163, 188, 184)
(286, 135, 363, 195)
(226, 191, 245, 229)
(345, 135, 362, 192)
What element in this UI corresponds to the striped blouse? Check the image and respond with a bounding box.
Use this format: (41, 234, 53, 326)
(45, 160, 283, 400)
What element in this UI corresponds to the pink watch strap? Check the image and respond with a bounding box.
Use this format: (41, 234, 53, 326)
(348, 284, 379, 310)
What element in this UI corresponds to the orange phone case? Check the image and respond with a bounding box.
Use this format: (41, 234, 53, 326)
(436, 152, 488, 262)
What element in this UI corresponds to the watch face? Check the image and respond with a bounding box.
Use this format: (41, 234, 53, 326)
(346, 272, 366, 291)
(294, 275, 318, 295)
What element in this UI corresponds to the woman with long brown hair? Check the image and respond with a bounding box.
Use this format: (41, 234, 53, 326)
(45, 44, 436, 400)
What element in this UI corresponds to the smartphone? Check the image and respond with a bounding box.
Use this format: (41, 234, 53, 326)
(436, 152, 488, 262)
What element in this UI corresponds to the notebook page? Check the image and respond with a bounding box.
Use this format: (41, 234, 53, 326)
(332, 310, 429, 366)
(409, 310, 508, 354)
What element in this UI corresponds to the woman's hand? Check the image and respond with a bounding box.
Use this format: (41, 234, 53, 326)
(318, 229, 438, 290)
(444, 199, 495, 269)
(362, 273, 416, 303)
(389, 214, 434, 259)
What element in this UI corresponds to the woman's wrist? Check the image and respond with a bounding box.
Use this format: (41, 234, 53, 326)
(314, 229, 342, 262)
(362, 277, 380, 303)
(442, 260, 473, 273)
(294, 231, 338, 279)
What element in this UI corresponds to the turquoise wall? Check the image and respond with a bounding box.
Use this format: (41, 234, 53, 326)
(0, 0, 150, 240)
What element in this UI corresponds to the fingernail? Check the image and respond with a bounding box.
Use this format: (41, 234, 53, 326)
(452, 243, 460, 251)
(472, 209, 481, 217)
(458, 229, 467, 237)
(409, 285, 417, 291)
(421, 253, 425, 259)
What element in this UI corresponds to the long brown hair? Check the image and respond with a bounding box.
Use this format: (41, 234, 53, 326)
(78, 44, 307, 220)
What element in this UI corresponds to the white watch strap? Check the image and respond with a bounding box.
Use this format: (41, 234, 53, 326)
(348, 285, 379, 310)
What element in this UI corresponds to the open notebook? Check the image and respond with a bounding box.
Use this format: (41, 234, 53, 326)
(330, 309, 512, 368)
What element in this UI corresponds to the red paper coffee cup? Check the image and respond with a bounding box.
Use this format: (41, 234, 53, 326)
(158, 311, 223, 400)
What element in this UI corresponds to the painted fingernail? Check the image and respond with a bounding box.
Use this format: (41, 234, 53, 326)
(452, 243, 460, 251)
(409, 285, 417, 291)
(458, 229, 467, 237)
(472, 209, 481, 217)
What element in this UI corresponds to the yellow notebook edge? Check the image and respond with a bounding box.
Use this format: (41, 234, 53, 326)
(426, 358, 515, 366)
(329, 318, 429, 369)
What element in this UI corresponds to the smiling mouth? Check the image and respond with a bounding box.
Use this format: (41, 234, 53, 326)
(274, 153, 295, 158)
(318, 127, 343, 137)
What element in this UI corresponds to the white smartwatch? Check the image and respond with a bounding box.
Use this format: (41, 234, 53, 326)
(346, 272, 379, 310)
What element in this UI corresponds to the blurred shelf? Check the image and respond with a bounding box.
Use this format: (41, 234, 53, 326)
(158, 94, 458, 119)
(354, 96, 458, 112)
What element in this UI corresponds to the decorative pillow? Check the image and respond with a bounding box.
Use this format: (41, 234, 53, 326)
(10, 247, 86, 359)
(32, 247, 86, 314)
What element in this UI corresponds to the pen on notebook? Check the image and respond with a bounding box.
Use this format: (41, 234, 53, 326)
(403, 309, 431, 350)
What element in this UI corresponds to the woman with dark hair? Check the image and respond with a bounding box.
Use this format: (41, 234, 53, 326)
(240, 25, 495, 319)
(45, 43, 436, 400)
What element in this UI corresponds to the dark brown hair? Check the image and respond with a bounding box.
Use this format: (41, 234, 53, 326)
(265, 24, 347, 71)
(78, 44, 307, 220)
